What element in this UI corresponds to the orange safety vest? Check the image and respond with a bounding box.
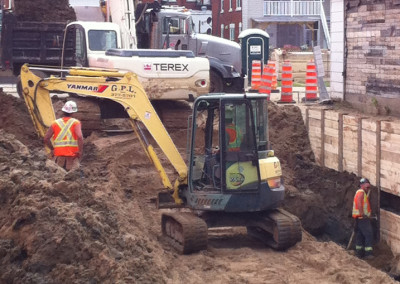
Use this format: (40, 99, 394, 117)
(226, 123, 242, 152)
(352, 189, 371, 218)
(51, 117, 80, 157)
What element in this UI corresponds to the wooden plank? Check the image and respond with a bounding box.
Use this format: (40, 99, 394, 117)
(325, 120, 339, 130)
(309, 118, 322, 128)
(325, 153, 339, 170)
(309, 109, 322, 120)
(362, 119, 377, 132)
(380, 209, 400, 254)
(361, 120, 377, 185)
(380, 160, 400, 196)
(343, 124, 358, 133)
(343, 114, 359, 126)
(381, 150, 400, 164)
(325, 110, 340, 121)
(381, 120, 400, 135)
(338, 113, 344, 172)
(324, 135, 339, 146)
(381, 133, 400, 151)
(325, 127, 339, 137)
(343, 116, 359, 173)
(358, 118, 363, 177)
(343, 157, 358, 173)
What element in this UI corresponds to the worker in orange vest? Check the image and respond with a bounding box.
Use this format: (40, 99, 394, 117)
(44, 100, 84, 171)
(352, 178, 373, 259)
(225, 109, 242, 152)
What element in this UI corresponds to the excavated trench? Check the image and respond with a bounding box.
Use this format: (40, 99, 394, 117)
(0, 92, 398, 282)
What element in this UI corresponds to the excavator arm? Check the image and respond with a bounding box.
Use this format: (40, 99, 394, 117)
(20, 64, 187, 204)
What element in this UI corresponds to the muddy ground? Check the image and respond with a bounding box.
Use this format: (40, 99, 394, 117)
(0, 92, 398, 283)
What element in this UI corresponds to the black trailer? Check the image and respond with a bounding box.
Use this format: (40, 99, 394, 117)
(1, 12, 66, 76)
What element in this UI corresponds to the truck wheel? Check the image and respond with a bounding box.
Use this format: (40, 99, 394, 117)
(210, 70, 223, 93)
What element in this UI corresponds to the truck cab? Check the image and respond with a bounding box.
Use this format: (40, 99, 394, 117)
(63, 21, 122, 68)
(136, 6, 243, 93)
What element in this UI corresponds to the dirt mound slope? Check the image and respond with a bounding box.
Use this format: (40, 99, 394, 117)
(0, 92, 42, 148)
(13, 0, 76, 22)
(0, 94, 397, 283)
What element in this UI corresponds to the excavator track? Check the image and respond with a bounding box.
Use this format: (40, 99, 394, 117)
(247, 208, 302, 250)
(161, 212, 208, 254)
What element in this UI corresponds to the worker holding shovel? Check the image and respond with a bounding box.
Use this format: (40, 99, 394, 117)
(351, 178, 374, 259)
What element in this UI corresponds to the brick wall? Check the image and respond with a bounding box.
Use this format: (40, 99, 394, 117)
(345, 0, 400, 116)
(212, 0, 242, 41)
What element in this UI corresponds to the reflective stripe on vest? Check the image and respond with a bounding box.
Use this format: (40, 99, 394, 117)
(226, 123, 242, 152)
(352, 189, 371, 218)
(54, 118, 78, 147)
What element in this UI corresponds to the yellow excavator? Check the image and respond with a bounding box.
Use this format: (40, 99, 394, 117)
(20, 64, 302, 254)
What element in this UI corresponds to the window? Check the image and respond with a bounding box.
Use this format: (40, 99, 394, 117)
(163, 17, 187, 35)
(88, 30, 117, 51)
(221, 24, 224, 38)
(229, 24, 235, 41)
(229, 0, 232, 11)
(221, 0, 224, 12)
(236, 0, 241, 9)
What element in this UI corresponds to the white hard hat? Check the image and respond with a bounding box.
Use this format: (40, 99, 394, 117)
(62, 100, 78, 113)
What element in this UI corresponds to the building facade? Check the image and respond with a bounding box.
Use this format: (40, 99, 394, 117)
(212, 0, 243, 42)
(242, 0, 330, 49)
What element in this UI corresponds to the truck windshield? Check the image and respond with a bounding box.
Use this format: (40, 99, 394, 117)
(88, 30, 117, 51)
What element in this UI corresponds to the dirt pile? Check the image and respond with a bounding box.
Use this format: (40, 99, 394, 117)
(13, 0, 76, 22)
(0, 93, 398, 283)
(0, 92, 42, 148)
(0, 135, 168, 283)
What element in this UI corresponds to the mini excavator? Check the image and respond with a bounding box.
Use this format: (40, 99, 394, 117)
(20, 64, 302, 254)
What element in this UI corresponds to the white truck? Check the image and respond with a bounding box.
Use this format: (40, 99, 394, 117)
(62, 21, 209, 101)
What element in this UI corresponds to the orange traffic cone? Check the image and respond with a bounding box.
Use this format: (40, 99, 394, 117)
(250, 60, 262, 91)
(304, 60, 319, 102)
(278, 60, 295, 103)
(259, 65, 272, 100)
(268, 60, 278, 92)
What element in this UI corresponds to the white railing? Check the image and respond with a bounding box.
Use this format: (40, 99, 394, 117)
(264, 1, 321, 16)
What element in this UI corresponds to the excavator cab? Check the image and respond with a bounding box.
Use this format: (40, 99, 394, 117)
(185, 94, 284, 212)
(162, 93, 302, 254)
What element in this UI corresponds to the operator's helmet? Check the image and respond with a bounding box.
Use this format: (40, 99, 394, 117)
(360, 178, 370, 186)
(62, 100, 78, 113)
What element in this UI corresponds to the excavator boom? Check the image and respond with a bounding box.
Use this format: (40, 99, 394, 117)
(20, 64, 187, 202)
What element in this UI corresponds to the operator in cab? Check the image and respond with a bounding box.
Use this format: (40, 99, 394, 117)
(44, 100, 84, 171)
(225, 109, 242, 152)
